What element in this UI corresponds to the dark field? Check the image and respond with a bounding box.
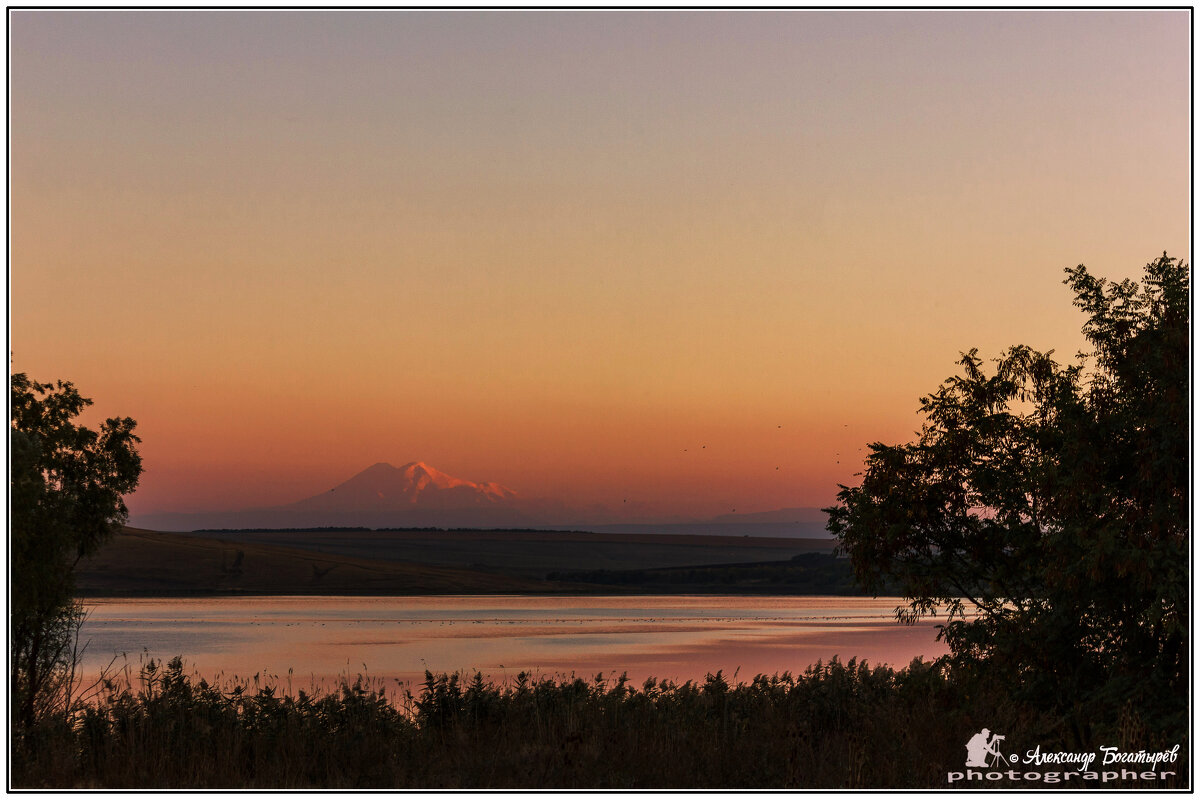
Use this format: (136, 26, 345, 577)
(74, 528, 565, 597)
(183, 527, 835, 577)
(75, 527, 837, 597)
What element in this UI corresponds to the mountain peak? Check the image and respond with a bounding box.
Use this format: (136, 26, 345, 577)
(289, 461, 517, 513)
(396, 461, 465, 489)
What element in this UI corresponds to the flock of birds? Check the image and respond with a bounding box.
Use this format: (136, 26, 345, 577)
(617, 423, 862, 511)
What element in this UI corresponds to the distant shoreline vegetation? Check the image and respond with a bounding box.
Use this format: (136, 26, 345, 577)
(194, 526, 375, 532)
(191, 526, 601, 534)
(548, 552, 877, 595)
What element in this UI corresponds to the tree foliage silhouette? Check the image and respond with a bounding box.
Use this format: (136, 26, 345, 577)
(826, 253, 1188, 743)
(10, 374, 142, 729)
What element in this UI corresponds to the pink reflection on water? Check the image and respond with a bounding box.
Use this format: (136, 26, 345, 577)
(78, 595, 952, 694)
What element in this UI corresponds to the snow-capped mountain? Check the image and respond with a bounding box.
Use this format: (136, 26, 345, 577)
(288, 462, 518, 512)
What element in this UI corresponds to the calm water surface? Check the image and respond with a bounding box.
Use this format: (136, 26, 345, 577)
(78, 595, 949, 692)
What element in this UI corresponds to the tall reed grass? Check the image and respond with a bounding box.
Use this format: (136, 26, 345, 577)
(11, 655, 1184, 789)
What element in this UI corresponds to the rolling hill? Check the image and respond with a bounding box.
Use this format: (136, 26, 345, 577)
(74, 527, 837, 597)
(74, 528, 563, 596)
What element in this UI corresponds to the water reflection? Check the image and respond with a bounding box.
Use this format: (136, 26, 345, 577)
(78, 595, 951, 692)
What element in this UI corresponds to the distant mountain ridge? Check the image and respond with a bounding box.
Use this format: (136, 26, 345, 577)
(708, 507, 828, 524)
(129, 461, 832, 537)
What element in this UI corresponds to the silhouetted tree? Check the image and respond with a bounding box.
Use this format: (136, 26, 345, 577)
(10, 374, 142, 730)
(826, 254, 1188, 745)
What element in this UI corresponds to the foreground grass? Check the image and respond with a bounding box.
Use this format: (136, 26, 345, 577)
(12, 656, 1185, 789)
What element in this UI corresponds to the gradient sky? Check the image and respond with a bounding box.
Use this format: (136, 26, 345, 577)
(9, 10, 1190, 519)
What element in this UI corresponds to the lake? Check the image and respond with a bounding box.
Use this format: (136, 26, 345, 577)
(77, 595, 951, 694)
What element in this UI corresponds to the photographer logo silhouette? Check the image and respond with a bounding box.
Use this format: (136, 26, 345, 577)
(965, 728, 1007, 767)
(948, 729, 1181, 785)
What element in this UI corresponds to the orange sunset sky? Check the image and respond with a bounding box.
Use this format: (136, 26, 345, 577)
(9, 10, 1190, 520)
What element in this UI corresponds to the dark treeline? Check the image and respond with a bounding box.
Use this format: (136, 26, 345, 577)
(13, 656, 1183, 789)
(191, 527, 583, 534)
(193, 526, 375, 533)
(549, 552, 875, 594)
